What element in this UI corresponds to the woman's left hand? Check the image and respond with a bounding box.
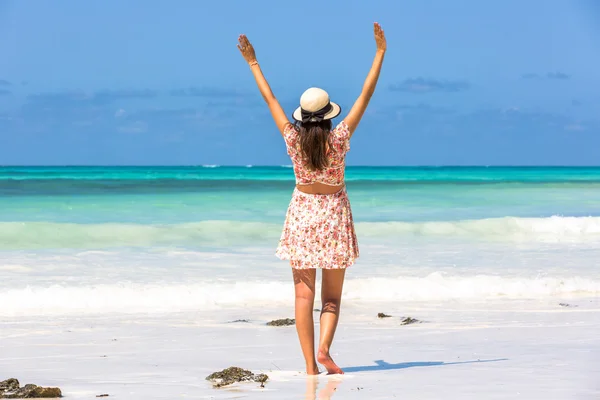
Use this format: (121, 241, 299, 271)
(237, 34, 257, 64)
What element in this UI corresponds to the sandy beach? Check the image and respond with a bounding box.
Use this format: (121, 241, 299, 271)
(2, 297, 598, 399)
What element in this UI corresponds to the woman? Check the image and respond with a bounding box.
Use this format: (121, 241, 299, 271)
(237, 22, 386, 375)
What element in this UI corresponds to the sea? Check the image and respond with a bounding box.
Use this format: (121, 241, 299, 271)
(1, 166, 600, 317)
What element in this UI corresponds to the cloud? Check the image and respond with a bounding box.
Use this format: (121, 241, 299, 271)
(26, 91, 90, 105)
(125, 107, 240, 130)
(462, 108, 575, 133)
(170, 86, 245, 98)
(94, 89, 157, 102)
(20, 87, 253, 117)
(521, 72, 570, 80)
(117, 120, 148, 133)
(389, 78, 470, 93)
(547, 72, 570, 80)
(0, 89, 11, 96)
(131, 108, 199, 119)
(1, 84, 272, 144)
(25, 89, 158, 108)
(17, 92, 117, 134)
(0, 79, 10, 86)
(386, 103, 455, 122)
(372, 102, 596, 140)
(395, 103, 454, 113)
(564, 123, 586, 131)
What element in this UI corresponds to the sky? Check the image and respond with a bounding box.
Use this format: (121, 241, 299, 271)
(0, 0, 599, 166)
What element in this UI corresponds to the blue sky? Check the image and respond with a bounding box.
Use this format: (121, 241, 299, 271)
(1, 0, 599, 166)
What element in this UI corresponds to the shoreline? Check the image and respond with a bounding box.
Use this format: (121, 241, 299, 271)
(2, 298, 598, 399)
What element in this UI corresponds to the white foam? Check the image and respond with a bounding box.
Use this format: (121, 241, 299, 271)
(2, 273, 598, 316)
(358, 215, 600, 241)
(2, 216, 600, 250)
(0, 264, 33, 272)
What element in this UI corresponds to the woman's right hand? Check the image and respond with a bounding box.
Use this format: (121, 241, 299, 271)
(374, 22, 386, 52)
(237, 34, 257, 64)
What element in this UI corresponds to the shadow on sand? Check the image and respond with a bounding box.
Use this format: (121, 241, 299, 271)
(342, 358, 508, 373)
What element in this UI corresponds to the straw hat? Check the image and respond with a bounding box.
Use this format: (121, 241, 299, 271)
(292, 87, 341, 123)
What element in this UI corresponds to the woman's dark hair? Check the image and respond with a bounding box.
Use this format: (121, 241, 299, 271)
(294, 119, 333, 171)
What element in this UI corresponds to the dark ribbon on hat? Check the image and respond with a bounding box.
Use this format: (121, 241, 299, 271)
(301, 102, 333, 123)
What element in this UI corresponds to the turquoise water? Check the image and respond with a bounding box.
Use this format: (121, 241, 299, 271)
(3, 166, 600, 181)
(1, 166, 599, 315)
(2, 166, 600, 224)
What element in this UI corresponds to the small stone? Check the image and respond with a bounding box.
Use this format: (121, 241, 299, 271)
(254, 373, 268, 388)
(0, 382, 62, 398)
(254, 374, 268, 383)
(377, 312, 392, 318)
(96, 394, 109, 398)
(400, 317, 420, 325)
(266, 318, 295, 326)
(0, 379, 20, 393)
(559, 303, 577, 308)
(206, 367, 269, 388)
(229, 319, 250, 323)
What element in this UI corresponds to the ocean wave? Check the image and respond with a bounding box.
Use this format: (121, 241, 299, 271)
(358, 215, 600, 240)
(1, 273, 597, 316)
(0, 220, 280, 249)
(1, 216, 599, 249)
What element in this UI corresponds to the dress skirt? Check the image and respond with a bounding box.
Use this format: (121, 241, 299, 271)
(275, 186, 359, 269)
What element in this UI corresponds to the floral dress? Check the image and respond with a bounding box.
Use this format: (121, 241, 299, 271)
(275, 121, 359, 269)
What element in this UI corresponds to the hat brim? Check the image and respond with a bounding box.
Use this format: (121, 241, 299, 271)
(292, 102, 341, 122)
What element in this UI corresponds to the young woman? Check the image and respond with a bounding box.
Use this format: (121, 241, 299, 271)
(237, 22, 386, 375)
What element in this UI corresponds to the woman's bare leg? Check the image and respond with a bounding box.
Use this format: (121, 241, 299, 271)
(292, 267, 319, 375)
(317, 268, 346, 374)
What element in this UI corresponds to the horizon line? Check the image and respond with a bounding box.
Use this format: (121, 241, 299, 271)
(1, 164, 600, 168)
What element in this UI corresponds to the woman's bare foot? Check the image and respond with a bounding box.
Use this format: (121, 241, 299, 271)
(317, 349, 344, 374)
(306, 363, 320, 375)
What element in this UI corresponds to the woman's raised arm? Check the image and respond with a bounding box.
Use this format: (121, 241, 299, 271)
(237, 34, 290, 135)
(343, 23, 387, 137)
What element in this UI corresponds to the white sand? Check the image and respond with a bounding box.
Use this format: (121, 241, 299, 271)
(1, 298, 599, 399)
